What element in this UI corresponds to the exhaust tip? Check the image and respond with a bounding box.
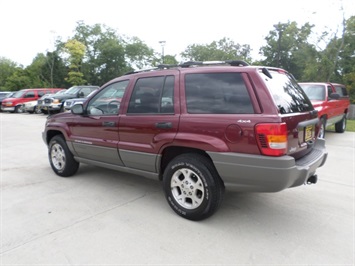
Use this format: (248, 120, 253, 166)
(306, 174, 318, 185)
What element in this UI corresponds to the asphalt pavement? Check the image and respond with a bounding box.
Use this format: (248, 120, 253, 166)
(1, 112, 354, 265)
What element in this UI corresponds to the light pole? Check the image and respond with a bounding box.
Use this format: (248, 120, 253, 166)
(159, 41, 166, 64)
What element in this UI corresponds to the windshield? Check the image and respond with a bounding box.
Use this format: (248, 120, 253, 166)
(299, 84, 325, 101)
(260, 69, 313, 114)
(64, 86, 81, 95)
(12, 91, 25, 98)
(56, 90, 66, 95)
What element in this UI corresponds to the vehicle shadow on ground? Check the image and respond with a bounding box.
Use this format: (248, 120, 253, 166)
(72, 164, 316, 231)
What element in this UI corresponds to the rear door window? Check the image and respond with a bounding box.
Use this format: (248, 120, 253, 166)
(299, 84, 325, 101)
(24, 91, 35, 98)
(185, 73, 254, 114)
(127, 76, 175, 114)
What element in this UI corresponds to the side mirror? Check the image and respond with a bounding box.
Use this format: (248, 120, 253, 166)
(71, 103, 84, 115)
(329, 93, 340, 100)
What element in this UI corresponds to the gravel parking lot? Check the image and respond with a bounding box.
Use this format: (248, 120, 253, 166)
(1, 113, 354, 265)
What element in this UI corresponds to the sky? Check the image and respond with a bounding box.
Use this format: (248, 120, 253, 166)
(0, 0, 354, 67)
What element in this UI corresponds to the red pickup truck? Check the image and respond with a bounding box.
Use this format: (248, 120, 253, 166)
(299, 82, 350, 138)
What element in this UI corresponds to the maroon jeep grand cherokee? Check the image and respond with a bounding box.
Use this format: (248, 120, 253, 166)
(42, 60, 328, 220)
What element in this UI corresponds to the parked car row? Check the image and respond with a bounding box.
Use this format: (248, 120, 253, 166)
(0, 85, 99, 114)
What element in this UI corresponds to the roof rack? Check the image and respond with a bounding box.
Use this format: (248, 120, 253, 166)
(179, 60, 249, 68)
(124, 60, 250, 75)
(124, 67, 159, 75)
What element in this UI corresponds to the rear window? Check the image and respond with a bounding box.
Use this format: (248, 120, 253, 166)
(261, 70, 313, 114)
(185, 73, 254, 114)
(334, 85, 348, 97)
(299, 84, 326, 101)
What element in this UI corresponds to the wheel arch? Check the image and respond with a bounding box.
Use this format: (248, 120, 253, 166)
(158, 146, 217, 181)
(45, 129, 66, 145)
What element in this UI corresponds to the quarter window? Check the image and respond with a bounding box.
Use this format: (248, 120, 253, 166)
(262, 70, 313, 114)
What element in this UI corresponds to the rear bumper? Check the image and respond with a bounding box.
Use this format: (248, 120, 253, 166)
(208, 138, 328, 192)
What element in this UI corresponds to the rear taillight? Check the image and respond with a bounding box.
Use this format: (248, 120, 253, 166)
(255, 123, 288, 156)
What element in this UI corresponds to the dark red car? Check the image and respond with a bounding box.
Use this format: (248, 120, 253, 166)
(43, 61, 328, 220)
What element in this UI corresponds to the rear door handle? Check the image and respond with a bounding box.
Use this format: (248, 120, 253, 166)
(155, 122, 172, 129)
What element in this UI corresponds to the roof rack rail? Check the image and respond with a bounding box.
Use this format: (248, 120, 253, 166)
(124, 67, 159, 75)
(125, 63, 182, 75)
(179, 60, 249, 68)
(124, 60, 250, 75)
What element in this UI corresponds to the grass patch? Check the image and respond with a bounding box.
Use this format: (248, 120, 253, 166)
(326, 119, 355, 132)
(346, 119, 355, 132)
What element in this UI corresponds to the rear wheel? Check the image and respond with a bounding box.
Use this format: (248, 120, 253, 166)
(163, 153, 224, 221)
(48, 135, 79, 177)
(335, 115, 346, 133)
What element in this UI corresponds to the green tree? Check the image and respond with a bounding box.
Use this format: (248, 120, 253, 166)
(0, 57, 18, 91)
(4, 68, 32, 91)
(181, 37, 252, 63)
(150, 54, 179, 67)
(339, 16, 355, 103)
(124, 36, 155, 69)
(73, 21, 129, 85)
(41, 51, 69, 88)
(63, 39, 87, 85)
(260, 21, 317, 79)
(25, 54, 52, 87)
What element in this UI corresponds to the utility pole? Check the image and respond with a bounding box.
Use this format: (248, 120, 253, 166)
(159, 41, 166, 64)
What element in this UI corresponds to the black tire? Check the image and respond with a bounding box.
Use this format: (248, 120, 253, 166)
(14, 105, 23, 113)
(34, 105, 42, 114)
(48, 135, 79, 177)
(163, 153, 224, 221)
(335, 115, 346, 133)
(318, 117, 326, 138)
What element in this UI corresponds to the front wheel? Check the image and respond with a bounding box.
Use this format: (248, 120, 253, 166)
(48, 135, 79, 177)
(34, 105, 42, 114)
(335, 115, 347, 133)
(14, 105, 24, 113)
(163, 154, 224, 221)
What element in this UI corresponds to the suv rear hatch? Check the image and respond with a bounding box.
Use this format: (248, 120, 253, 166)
(257, 68, 319, 159)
